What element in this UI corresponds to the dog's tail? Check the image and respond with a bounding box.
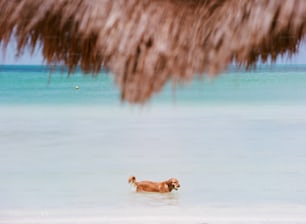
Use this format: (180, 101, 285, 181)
(128, 176, 136, 184)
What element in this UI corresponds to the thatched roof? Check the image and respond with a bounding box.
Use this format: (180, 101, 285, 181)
(1, 0, 306, 103)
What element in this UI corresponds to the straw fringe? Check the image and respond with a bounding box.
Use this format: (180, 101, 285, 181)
(0, 0, 305, 103)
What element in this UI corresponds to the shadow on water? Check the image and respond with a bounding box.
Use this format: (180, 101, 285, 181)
(128, 191, 180, 207)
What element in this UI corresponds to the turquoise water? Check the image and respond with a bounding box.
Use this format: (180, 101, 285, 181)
(0, 65, 119, 105)
(1, 64, 306, 105)
(1, 65, 306, 223)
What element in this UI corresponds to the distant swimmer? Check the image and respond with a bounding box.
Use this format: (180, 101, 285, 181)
(75, 85, 80, 90)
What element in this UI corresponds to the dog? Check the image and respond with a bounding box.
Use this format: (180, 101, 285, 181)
(128, 176, 180, 193)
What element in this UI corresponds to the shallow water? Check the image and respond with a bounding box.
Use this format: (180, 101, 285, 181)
(1, 65, 306, 223)
(1, 106, 306, 223)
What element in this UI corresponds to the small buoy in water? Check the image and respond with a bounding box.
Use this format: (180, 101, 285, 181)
(75, 85, 80, 90)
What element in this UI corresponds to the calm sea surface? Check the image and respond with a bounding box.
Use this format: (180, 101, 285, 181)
(0, 65, 306, 223)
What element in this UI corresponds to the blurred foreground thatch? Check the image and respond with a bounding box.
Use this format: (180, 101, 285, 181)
(0, 0, 306, 103)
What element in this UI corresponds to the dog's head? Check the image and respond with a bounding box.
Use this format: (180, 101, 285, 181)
(167, 178, 180, 191)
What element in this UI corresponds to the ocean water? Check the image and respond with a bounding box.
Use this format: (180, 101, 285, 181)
(1, 64, 306, 223)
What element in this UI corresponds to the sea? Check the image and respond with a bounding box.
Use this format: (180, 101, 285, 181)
(0, 64, 306, 223)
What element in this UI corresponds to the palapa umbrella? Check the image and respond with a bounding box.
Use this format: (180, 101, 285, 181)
(0, 0, 305, 103)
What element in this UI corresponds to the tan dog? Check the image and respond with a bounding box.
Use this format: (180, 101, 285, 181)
(128, 176, 180, 193)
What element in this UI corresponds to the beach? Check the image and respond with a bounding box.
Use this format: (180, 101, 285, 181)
(1, 65, 306, 223)
(1, 205, 306, 223)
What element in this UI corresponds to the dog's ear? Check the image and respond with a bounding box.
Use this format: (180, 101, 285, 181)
(166, 179, 174, 191)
